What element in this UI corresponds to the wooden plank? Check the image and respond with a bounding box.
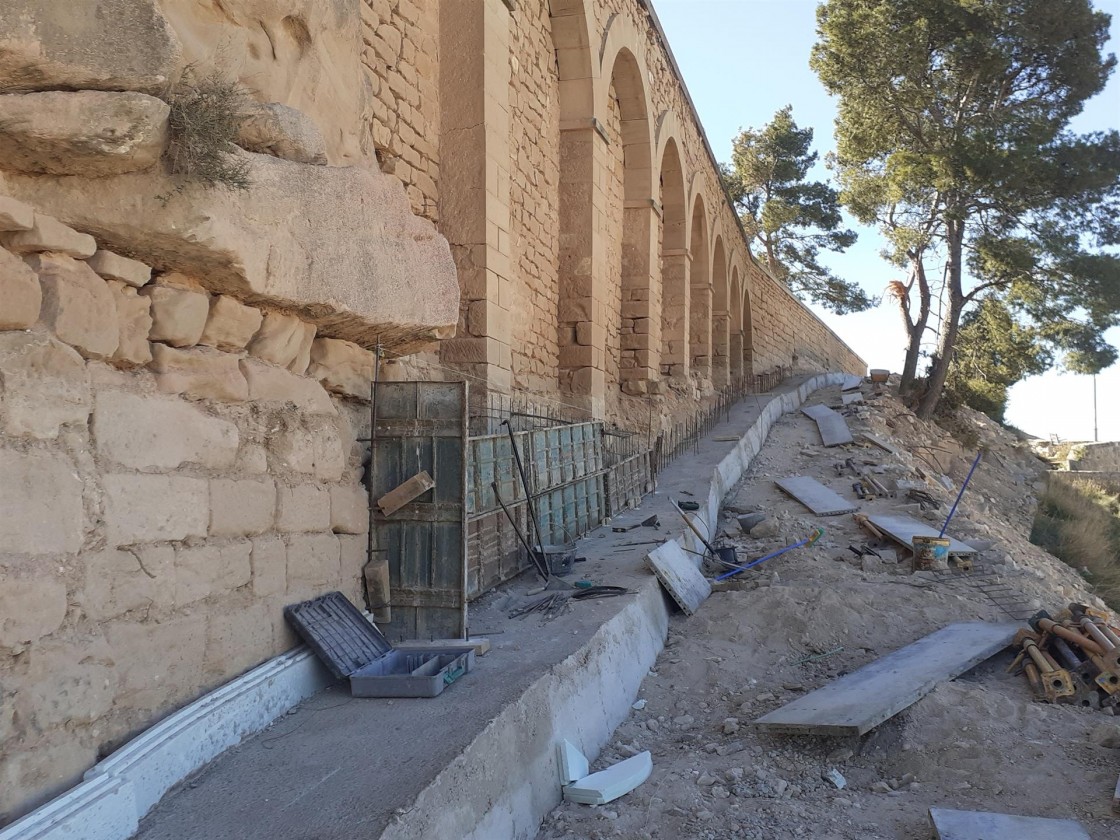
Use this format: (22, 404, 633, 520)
(775, 476, 857, 516)
(753, 622, 1018, 735)
(841, 373, 863, 391)
(646, 541, 711, 616)
(377, 470, 435, 517)
(928, 807, 1090, 840)
(861, 432, 901, 457)
(867, 513, 976, 556)
(800, 404, 854, 447)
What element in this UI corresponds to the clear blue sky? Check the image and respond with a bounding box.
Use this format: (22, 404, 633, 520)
(654, 0, 1120, 442)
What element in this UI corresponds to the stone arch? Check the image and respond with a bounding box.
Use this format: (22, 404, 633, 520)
(688, 193, 712, 384)
(730, 265, 744, 382)
(658, 134, 689, 383)
(711, 235, 730, 387)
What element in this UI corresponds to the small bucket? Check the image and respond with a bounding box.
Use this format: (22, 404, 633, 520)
(912, 535, 950, 571)
(535, 544, 574, 576)
(713, 545, 738, 568)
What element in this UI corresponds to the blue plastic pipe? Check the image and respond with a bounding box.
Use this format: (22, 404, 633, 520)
(715, 528, 823, 581)
(939, 450, 983, 537)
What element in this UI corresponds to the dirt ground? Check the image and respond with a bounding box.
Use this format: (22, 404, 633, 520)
(536, 383, 1120, 840)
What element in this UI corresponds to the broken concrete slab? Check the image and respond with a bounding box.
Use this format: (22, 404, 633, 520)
(557, 740, 589, 785)
(753, 622, 1019, 736)
(841, 374, 863, 391)
(800, 404, 853, 447)
(841, 391, 864, 405)
(928, 807, 1089, 840)
(562, 751, 652, 805)
(861, 433, 901, 457)
(866, 514, 976, 556)
(774, 476, 857, 517)
(645, 541, 711, 616)
(737, 512, 766, 533)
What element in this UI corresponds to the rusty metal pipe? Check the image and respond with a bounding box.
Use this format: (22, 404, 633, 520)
(1023, 639, 1056, 673)
(1080, 617, 1115, 650)
(1037, 618, 1106, 657)
(1100, 624, 1120, 648)
(1024, 661, 1043, 696)
(1051, 637, 1089, 672)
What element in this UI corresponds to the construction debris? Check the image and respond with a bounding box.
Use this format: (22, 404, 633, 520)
(1009, 603, 1120, 709)
(927, 807, 1090, 840)
(562, 751, 653, 805)
(774, 475, 857, 516)
(376, 470, 435, 516)
(801, 403, 854, 447)
(646, 540, 711, 615)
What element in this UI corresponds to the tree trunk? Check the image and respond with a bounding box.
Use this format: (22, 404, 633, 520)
(917, 221, 965, 419)
(899, 252, 932, 393)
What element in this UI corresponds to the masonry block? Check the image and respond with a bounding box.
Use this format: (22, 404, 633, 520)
(0, 331, 90, 439)
(240, 358, 336, 415)
(210, 478, 276, 537)
(330, 483, 369, 534)
(204, 601, 272, 679)
(250, 535, 287, 598)
(149, 344, 249, 402)
(2, 213, 95, 257)
(285, 533, 341, 593)
(0, 246, 41, 328)
(276, 484, 331, 532)
(106, 614, 207, 711)
(307, 337, 375, 400)
(81, 549, 158, 621)
(87, 249, 151, 287)
(108, 280, 153, 366)
(198, 295, 263, 351)
(29, 252, 119, 359)
(0, 196, 34, 231)
(0, 568, 67, 648)
(142, 284, 209, 347)
(248, 312, 306, 369)
(270, 417, 347, 481)
(103, 473, 208, 546)
(338, 534, 366, 603)
(174, 541, 252, 606)
(0, 449, 83, 554)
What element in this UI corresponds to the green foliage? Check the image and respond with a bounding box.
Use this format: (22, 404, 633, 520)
(721, 106, 870, 314)
(811, 0, 1120, 417)
(163, 66, 251, 196)
(944, 298, 1051, 421)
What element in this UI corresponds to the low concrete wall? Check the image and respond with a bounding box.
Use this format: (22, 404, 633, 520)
(1069, 442, 1120, 472)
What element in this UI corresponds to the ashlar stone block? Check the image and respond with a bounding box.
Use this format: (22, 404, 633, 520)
(276, 484, 331, 533)
(0, 569, 67, 648)
(0, 449, 84, 554)
(198, 295, 263, 351)
(103, 473, 208, 546)
(149, 344, 249, 402)
(210, 478, 276, 537)
(87, 249, 151, 288)
(0, 331, 90, 439)
(0, 246, 41, 328)
(29, 252, 119, 358)
(307, 337, 374, 399)
(330, 483, 369, 534)
(108, 280, 153, 366)
(3, 214, 96, 258)
(240, 358, 336, 415)
(142, 283, 209, 347)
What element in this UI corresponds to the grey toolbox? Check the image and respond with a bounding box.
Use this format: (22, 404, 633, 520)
(284, 591, 474, 698)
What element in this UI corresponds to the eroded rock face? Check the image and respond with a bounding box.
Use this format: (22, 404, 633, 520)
(236, 102, 328, 165)
(0, 91, 169, 177)
(0, 0, 180, 94)
(0, 154, 459, 352)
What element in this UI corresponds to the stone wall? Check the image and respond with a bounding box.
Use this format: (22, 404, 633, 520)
(0, 202, 375, 821)
(1069, 442, 1120, 472)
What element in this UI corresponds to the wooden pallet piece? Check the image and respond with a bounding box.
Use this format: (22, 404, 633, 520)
(376, 470, 435, 516)
(866, 513, 976, 556)
(753, 622, 1018, 735)
(774, 476, 857, 516)
(646, 541, 711, 616)
(928, 807, 1090, 840)
(800, 404, 854, 447)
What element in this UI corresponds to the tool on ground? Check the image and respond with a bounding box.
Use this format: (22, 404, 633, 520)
(491, 481, 549, 581)
(669, 498, 723, 561)
(611, 514, 660, 533)
(714, 527, 825, 581)
(939, 450, 982, 537)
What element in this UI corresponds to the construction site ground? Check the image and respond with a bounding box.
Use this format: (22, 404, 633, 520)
(537, 384, 1120, 840)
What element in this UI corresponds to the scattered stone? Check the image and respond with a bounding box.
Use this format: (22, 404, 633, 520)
(1089, 724, 1120, 749)
(0, 90, 168, 175)
(142, 283, 210, 347)
(632, 699, 647, 711)
(0, 196, 34, 231)
(87, 249, 151, 288)
(108, 280, 153, 366)
(826, 747, 854, 764)
(773, 778, 789, 797)
(618, 744, 640, 758)
(149, 344, 249, 402)
(645, 719, 660, 732)
(697, 773, 718, 786)
(722, 718, 740, 735)
(672, 715, 694, 728)
(30, 252, 119, 358)
(0, 331, 90, 439)
(711, 785, 730, 799)
(756, 693, 776, 703)
(236, 102, 328, 165)
(871, 781, 893, 794)
(4, 214, 96, 258)
(749, 519, 781, 538)
(0, 246, 41, 329)
(823, 769, 846, 790)
(307, 337, 375, 398)
(715, 740, 744, 756)
(198, 296, 263, 351)
(737, 512, 767, 533)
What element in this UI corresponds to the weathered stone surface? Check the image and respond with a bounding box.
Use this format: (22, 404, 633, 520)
(247, 312, 305, 369)
(198, 295, 262, 351)
(0, 155, 459, 351)
(106, 613, 206, 711)
(338, 534, 366, 604)
(0, 331, 90, 439)
(0, 449, 83, 554)
(149, 344, 249, 402)
(240, 358, 335, 415)
(330, 483, 369, 535)
(18, 638, 116, 727)
(276, 484, 331, 533)
(0, 570, 67, 649)
(0, 246, 40, 329)
(236, 103, 328, 165)
(308, 337, 374, 399)
(142, 284, 209, 347)
(271, 416, 346, 481)
(0, 91, 169, 176)
(27, 252, 119, 358)
(210, 478, 276, 537)
(108, 280, 153, 366)
(81, 549, 158, 621)
(0, 196, 33, 231)
(103, 473, 208, 546)
(87, 249, 151, 288)
(204, 601, 271, 678)
(290, 321, 316, 375)
(285, 533, 341, 593)
(250, 535, 286, 598)
(174, 541, 251, 606)
(3, 214, 95, 258)
(0, 0, 180, 94)
(93, 390, 238, 470)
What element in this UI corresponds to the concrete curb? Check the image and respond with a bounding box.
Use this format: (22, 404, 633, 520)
(0, 373, 843, 840)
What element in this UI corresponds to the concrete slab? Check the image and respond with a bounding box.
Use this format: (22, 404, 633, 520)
(867, 514, 976, 556)
(557, 740, 589, 785)
(562, 751, 652, 805)
(775, 476, 858, 516)
(754, 622, 1019, 736)
(801, 403, 854, 446)
(645, 540, 711, 615)
(928, 807, 1090, 839)
(841, 374, 863, 391)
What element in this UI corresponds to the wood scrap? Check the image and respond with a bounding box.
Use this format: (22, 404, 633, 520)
(377, 470, 435, 516)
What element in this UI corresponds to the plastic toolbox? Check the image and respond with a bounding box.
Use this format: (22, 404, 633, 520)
(283, 591, 474, 698)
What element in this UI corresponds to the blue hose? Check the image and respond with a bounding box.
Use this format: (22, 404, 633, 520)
(939, 451, 982, 538)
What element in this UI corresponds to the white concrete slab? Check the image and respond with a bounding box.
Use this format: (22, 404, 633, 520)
(557, 740, 589, 785)
(754, 622, 1019, 736)
(775, 476, 858, 516)
(867, 513, 976, 556)
(928, 807, 1090, 839)
(801, 404, 854, 446)
(563, 752, 652, 805)
(646, 540, 711, 616)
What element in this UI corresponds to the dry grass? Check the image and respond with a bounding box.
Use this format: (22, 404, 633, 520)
(1031, 477, 1120, 609)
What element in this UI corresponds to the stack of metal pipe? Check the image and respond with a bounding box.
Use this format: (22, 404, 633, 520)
(1009, 604, 1120, 710)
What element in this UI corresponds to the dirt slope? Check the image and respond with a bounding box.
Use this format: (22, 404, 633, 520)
(537, 383, 1120, 840)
